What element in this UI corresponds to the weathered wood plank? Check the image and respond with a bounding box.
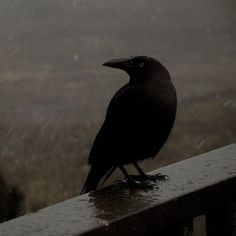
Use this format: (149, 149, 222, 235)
(0, 144, 235, 236)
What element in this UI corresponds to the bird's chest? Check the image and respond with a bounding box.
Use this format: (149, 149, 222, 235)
(120, 84, 175, 133)
(125, 85, 170, 116)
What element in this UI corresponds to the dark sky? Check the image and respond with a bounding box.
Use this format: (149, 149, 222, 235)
(0, 0, 235, 122)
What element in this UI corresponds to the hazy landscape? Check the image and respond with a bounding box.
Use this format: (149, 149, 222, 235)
(0, 0, 235, 213)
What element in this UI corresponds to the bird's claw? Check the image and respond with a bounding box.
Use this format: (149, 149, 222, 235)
(114, 178, 158, 190)
(126, 177, 158, 190)
(114, 179, 126, 186)
(129, 173, 169, 182)
(146, 173, 169, 181)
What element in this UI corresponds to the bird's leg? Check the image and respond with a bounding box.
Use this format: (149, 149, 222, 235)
(119, 165, 136, 184)
(133, 163, 169, 182)
(117, 165, 160, 190)
(118, 165, 145, 188)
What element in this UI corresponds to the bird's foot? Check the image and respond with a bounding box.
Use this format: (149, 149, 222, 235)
(145, 173, 169, 181)
(127, 177, 158, 190)
(114, 177, 158, 190)
(130, 173, 169, 182)
(127, 178, 145, 187)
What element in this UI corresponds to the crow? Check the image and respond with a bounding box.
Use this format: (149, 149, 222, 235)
(81, 56, 177, 194)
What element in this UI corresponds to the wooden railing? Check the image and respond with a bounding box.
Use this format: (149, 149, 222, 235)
(0, 144, 235, 235)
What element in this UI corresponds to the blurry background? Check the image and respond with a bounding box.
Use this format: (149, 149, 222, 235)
(0, 0, 235, 212)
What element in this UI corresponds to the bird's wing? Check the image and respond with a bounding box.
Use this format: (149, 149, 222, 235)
(88, 84, 153, 164)
(88, 84, 130, 164)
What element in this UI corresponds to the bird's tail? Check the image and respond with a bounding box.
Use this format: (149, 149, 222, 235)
(80, 163, 115, 194)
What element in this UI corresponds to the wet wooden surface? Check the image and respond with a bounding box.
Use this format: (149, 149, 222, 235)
(0, 144, 235, 235)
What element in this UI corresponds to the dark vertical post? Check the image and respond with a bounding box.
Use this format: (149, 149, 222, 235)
(163, 219, 194, 236)
(179, 220, 194, 236)
(206, 203, 236, 236)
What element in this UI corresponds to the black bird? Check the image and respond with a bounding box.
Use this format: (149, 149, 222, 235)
(81, 56, 177, 194)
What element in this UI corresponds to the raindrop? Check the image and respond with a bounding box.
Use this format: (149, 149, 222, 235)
(73, 53, 79, 62)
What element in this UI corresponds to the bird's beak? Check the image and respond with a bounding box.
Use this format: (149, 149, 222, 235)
(103, 57, 132, 69)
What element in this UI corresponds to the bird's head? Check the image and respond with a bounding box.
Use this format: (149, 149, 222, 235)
(103, 56, 168, 80)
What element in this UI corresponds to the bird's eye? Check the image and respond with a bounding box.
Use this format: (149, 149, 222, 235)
(138, 62, 145, 68)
